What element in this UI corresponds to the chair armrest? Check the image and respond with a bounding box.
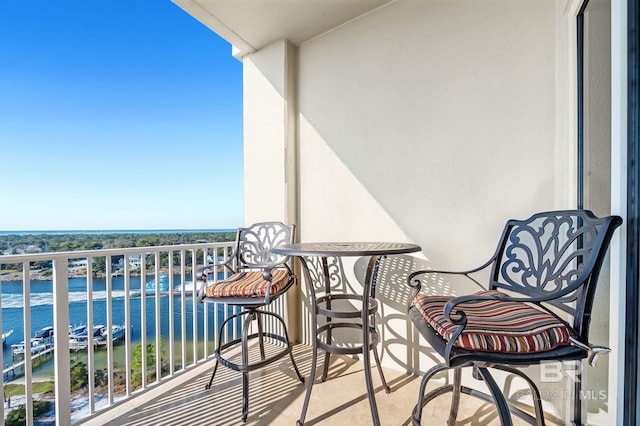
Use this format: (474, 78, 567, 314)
(407, 256, 497, 293)
(195, 259, 233, 301)
(260, 261, 285, 278)
(196, 256, 235, 282)
(261, 263, 295, 303)
(261, 262, 293, 280)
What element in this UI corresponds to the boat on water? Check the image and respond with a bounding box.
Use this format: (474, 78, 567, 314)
(2, 329, 13, 345)
(11, 338, 50, 356)
(69, 324, 127, 351)
(11, 326, 54, 356)
(145, 274, 170, 294)
(146, 274, 203, 296)
(172, 280, 200, 296)
(69, 324, 98, 351)
(34, 326, 54, 340)
(94, 324, 126, 346)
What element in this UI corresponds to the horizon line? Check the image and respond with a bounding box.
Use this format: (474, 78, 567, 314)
(0, 228, 237, 234)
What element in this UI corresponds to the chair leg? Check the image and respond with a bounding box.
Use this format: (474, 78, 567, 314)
(476, 366, 513, 426)
(412, 363, 451, 426)
(412, 361, 543, 426)
(373, 347, 391, 393)
(448, 367, 462, 426)
(492, 365, 545, 426)
(573, 362, 583, 426)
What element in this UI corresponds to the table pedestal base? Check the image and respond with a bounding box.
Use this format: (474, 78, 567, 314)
(297, 255, 388, 426)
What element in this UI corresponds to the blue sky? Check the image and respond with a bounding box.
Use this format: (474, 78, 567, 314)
(0, 1, 243, 231)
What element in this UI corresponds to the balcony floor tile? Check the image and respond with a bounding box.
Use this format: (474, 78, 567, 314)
(84, 345, 534, 425)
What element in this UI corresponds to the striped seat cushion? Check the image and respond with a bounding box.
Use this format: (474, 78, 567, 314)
(413, 290, 570, 353)
(202, 269, 292, 298)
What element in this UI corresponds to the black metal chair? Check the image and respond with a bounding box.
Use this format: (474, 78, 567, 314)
(197, 221, 304, 422)
(407, 210, 622, 425)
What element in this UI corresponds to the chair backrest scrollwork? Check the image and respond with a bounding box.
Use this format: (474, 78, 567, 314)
(236, 222, 295, 269)
(489, 210, 622, 340)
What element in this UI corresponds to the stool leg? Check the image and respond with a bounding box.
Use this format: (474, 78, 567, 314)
(256, 311, 266, 361)
(205, 307, 235, 391)
(242, 371, 249, 422)
(289, 350, 305, 383)
(204, 303, 304, 423)
(278, 313, 305, 383)
(204, 359, 219, 390)
(447, 367, 462, 426)
(240, 309, 254, 422)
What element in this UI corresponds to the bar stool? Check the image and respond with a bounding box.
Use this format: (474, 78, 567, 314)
(197, 221, 305, 422)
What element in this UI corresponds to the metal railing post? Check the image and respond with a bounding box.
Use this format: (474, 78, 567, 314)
(52, 257, 71, 425)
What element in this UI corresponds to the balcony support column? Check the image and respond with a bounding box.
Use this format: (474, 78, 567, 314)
(52, 257, 71, 425)
(243, 39, 301, 342)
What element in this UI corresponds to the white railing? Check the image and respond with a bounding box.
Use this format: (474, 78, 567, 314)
(0, 241, 236, 425)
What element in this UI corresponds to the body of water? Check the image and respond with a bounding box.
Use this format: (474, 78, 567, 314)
(1, 274, 232, 380)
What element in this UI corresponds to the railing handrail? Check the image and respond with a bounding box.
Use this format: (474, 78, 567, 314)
(0, 241, 231, 264)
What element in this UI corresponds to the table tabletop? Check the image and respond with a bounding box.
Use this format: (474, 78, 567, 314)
(271, 241, 421, 257)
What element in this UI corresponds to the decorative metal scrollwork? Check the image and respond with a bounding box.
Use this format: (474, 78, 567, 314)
(237, 222, 294, 266)
(497, 213, 601, 312)
(303, 256, 342, 292)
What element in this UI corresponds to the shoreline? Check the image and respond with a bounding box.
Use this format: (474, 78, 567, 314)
(0, 267, 181, 282)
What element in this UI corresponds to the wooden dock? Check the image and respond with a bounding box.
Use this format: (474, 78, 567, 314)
(3, 347, 54, 381)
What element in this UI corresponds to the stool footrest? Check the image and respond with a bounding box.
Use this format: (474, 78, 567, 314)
(216, 332, 292, 373)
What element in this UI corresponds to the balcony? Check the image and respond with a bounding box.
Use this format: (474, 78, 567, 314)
(0, 243, 543, 425)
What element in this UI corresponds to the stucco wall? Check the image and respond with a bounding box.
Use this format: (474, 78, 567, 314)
(297, 0, 559, 261)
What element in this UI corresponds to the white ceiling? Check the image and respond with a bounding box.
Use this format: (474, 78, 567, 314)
(173, 0, 393, 58)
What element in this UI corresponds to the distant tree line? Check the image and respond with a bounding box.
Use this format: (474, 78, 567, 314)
(0, 231, 236, 275)
(0, 231, 235, 253)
